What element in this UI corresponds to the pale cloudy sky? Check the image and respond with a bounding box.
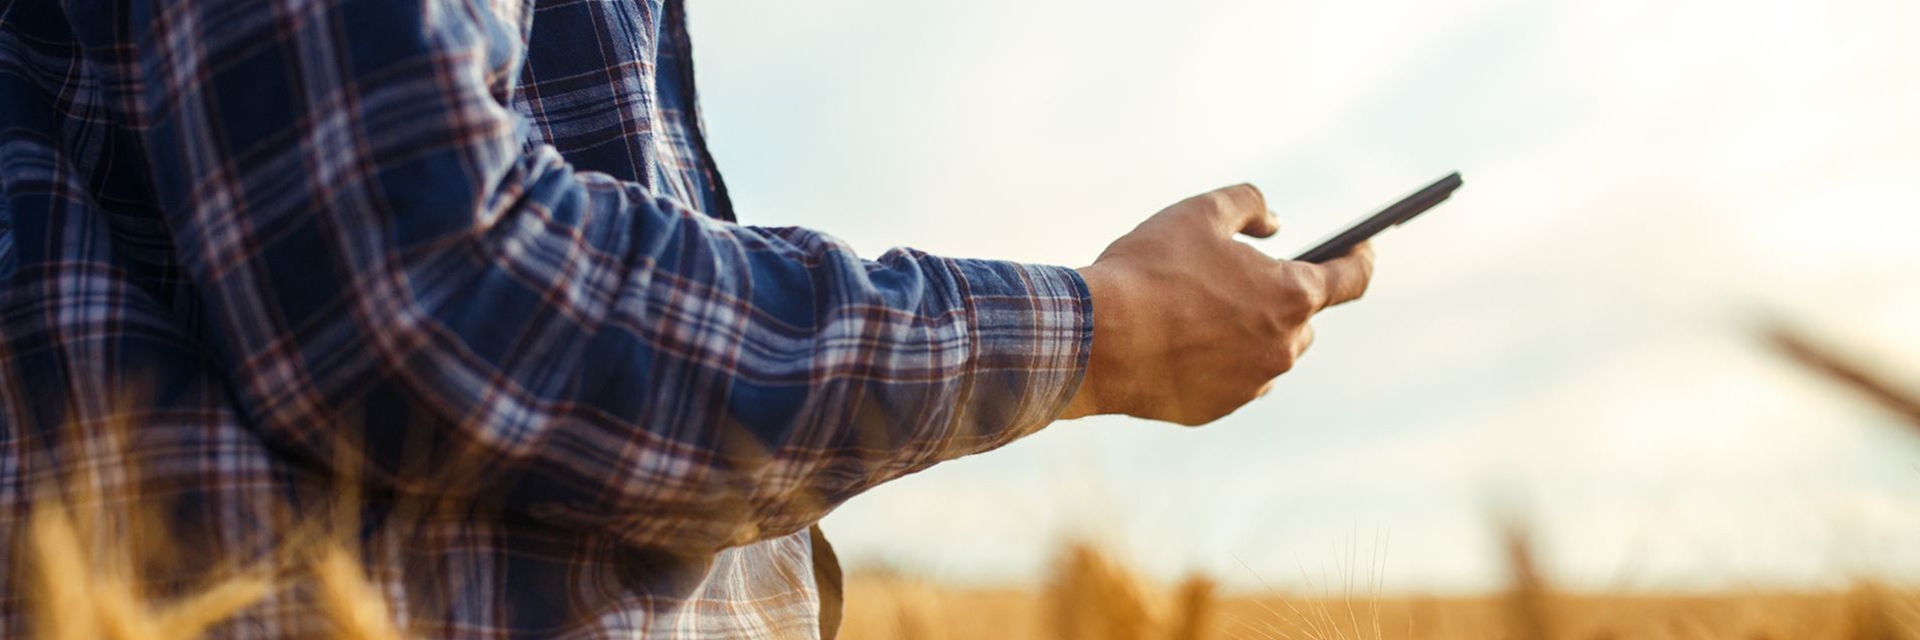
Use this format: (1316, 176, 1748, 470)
(686, 0, 1920, 592)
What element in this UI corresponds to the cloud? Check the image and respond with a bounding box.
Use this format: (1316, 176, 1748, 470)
(690, 0, 1920, 590)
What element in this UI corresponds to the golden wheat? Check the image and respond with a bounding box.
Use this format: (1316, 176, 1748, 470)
(15, 322, 1920, 639)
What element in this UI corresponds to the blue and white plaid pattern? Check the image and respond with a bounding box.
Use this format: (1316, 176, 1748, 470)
(0, 0, 1093, 637)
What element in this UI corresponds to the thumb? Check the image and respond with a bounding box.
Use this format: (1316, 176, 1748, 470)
(1308, 241, 1375, 309)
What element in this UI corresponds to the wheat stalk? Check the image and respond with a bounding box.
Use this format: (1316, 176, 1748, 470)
(1764, 323, 1920, 432)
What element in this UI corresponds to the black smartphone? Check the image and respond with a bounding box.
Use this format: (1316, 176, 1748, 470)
(1292, 172, 1464, 263)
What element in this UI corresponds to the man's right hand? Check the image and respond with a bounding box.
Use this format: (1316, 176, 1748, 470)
(1060, 184, 1376, 426)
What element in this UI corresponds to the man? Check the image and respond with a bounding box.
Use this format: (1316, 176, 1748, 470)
(0, 0, 1372, 637)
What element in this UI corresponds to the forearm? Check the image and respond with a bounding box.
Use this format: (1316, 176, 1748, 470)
(522, 195, 1096, 550)
(198, 151, 1092, 554)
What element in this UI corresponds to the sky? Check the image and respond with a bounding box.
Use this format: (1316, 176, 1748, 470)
(685, 0, 1920, 593)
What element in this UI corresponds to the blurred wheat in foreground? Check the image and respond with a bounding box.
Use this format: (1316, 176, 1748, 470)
(25, 507, 1920, 640)
(17, 323, 1920, 639)
(22, 494, 402, 640)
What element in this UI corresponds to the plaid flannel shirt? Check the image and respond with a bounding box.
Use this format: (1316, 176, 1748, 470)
(0, 0, 1093, 637)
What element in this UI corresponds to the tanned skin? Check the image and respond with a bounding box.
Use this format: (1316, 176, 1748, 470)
(1061, 184, 1375, 426)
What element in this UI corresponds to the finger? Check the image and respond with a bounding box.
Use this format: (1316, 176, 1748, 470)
(1295, 323, 1316, 357)
(1247, 209, 1281, 239)
(1309, 241, 1374, 309)
(1199, 183, 1279, 239)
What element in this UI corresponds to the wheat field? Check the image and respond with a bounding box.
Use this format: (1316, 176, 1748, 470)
(12, 326, 1920, 639)
(835, 325, 1920, 640)
(838, 543, 1920, 640)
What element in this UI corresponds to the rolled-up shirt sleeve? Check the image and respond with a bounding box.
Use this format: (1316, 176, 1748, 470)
(115, 0, 1091, 555)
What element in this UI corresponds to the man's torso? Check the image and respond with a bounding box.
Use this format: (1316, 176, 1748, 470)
(0, 1, 822, 637)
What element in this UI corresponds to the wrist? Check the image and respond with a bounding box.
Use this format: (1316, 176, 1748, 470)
(1061, 264, 1124, 419)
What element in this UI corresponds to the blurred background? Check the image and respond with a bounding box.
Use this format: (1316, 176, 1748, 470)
(688, 0, 1920, 594)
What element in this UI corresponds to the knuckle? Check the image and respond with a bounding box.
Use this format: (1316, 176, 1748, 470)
(1275, 292, 1315, 324)
(1279, 266, 1318, 294)
(1272, 349, 1297, 374)
(1300, 280, 1331, 310)
(1261, 258, 1292, 284)
(1201, 191, 1236, 215)
(1197, 184, 1264, 219)
(1291, 297, 1318, 322)
(1259, 344, 1295, 376)
(1227, 183, 1267, 211)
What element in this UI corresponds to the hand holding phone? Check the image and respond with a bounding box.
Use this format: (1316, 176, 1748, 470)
(1062, 175, 1457, 426)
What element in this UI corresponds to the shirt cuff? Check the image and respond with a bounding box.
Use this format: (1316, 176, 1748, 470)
(942, 258, 1095, 453)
